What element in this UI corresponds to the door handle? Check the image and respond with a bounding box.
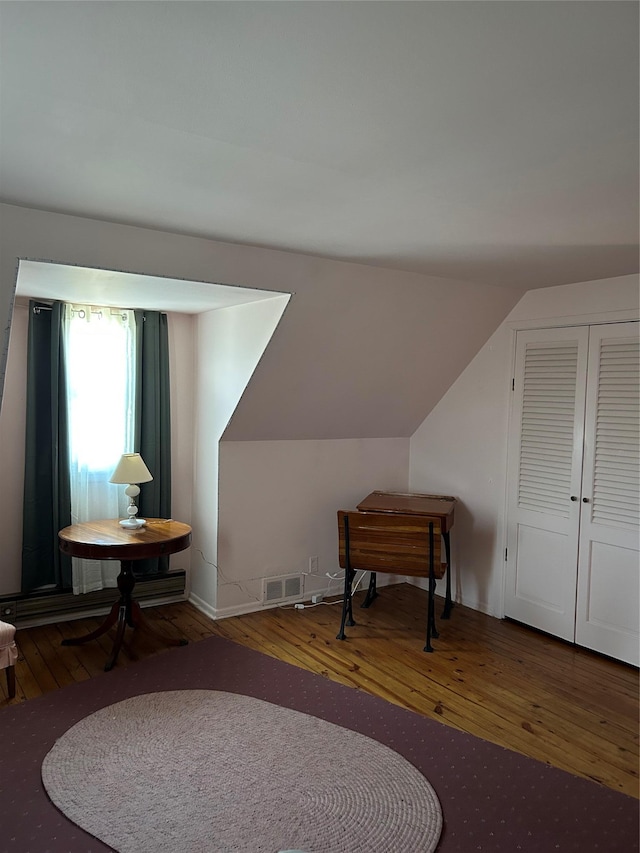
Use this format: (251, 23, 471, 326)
(582, 497, 590, 503)
(570, 496, 578, 501)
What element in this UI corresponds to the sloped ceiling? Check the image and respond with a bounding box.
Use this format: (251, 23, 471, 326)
(0, 1, 637, 289)
(0, 202, 520, 439)
(0, 3, 637, 441)
(221, 263, 522, 440)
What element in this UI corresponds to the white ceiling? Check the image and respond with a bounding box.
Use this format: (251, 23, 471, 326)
(1, 1, 637, 290)
(15, 260, 283, 314)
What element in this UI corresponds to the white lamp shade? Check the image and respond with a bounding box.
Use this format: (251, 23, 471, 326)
(109, 453, 153, 485)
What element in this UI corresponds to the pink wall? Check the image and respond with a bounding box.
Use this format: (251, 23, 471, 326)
(409, 274, 639, 618)
(0, 202, 522, 611)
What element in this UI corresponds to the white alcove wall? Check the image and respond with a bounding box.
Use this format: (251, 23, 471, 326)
(190, 295, 290, 614)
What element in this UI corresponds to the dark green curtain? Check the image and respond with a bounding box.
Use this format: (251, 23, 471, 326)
(134, 310, 172, 575)
(21, 303, 171, 591)
(21, 301, 72, 592)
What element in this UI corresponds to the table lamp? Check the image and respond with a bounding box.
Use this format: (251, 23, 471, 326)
(109, 453, 153, 528)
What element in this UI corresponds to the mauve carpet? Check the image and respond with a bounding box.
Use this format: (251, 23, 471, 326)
(0, 633, 638, 853)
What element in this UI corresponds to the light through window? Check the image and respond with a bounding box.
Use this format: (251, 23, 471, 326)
(64, 305, 136, 473)
(63, 303, 138, 594)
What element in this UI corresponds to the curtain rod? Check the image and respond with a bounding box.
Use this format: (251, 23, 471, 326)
(32, 304, 135, 320)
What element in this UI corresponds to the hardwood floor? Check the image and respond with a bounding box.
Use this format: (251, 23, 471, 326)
(2, 583, 638, 798)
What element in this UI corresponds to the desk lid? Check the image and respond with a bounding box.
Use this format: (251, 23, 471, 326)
(357, 491, 456, 517)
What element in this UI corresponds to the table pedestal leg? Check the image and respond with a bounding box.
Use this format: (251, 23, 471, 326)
(61, 559, 187, 671)
(128, 599, 188, 649)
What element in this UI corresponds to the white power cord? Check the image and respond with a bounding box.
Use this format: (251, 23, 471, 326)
(291, 570, 366, 610)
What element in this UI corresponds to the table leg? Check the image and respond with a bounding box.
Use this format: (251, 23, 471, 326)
(104, 605, 128, 672)
(61, 599, 120, 645)
(442, 531, 454, 619)
(128, 600, 188, 648)
(61, 559, 187, 671)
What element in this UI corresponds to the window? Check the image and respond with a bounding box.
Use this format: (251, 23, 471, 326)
(21, 299, 171, 595)
(63, 304, 137, 592)
(65, 305, 136, 474)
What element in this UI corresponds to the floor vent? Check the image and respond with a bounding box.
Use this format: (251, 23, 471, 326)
(263, 574, 304, 604)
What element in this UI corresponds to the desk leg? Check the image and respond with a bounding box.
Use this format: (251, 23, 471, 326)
(336, 567, 357, 640)
(361, 571, 378, 608)
(442, 531, 454, 620)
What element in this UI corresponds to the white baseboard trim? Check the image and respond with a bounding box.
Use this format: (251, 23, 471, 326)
(189, 576, 404, 622)
(187, 592, 219, 620)
(188, 592, 294, 621)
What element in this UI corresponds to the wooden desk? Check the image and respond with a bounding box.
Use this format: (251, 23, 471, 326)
(356, 491, 457, 618)
(59, 519, 192, 671)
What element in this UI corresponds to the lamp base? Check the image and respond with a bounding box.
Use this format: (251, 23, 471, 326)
(119, 517, 146, 529)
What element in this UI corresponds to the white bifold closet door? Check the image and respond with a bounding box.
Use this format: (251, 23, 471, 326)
(505, 322, 639, 666)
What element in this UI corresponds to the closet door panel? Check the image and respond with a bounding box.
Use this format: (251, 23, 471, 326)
(575, 322, 639, 665)
(512, 524, 576, 616)
(505, 327, 589, 640)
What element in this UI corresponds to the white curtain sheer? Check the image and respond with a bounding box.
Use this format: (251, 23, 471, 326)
(63, 304, 137, 594)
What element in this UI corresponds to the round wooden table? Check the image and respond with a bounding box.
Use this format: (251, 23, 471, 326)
(59, 519, 192, 671)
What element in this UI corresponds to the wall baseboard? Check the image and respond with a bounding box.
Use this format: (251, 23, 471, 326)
(189, 575, 402, 622)
(11, 593, 188, 630)
(407, 576, 499, 619)
(0, 571, 186, 628)
(189, 592, 269, 621)
(187, 591, 218, 621)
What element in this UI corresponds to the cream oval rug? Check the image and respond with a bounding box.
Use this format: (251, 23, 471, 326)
(42, 690, 443, 853)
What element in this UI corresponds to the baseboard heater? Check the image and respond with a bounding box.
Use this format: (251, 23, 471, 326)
(0, 571, 186, 624)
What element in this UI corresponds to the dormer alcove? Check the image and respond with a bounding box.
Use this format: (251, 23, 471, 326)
(0, 258, 290, 611)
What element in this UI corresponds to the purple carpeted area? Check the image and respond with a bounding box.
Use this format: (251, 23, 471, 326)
(0, 634, 638, 853)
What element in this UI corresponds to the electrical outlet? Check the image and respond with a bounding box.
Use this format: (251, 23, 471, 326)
(309, 556, 319, 573)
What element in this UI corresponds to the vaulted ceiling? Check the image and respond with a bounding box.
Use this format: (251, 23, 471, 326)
(1, 1, 637, 290)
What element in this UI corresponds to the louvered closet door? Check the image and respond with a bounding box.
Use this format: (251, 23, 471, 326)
(504, 327, 589, 641)
(575, 322, 639, 665)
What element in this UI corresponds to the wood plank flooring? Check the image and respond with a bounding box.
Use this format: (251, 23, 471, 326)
(1, 583, 638, 798)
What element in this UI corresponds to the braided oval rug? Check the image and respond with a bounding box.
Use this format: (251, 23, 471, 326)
(42, 690, 443, 853)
